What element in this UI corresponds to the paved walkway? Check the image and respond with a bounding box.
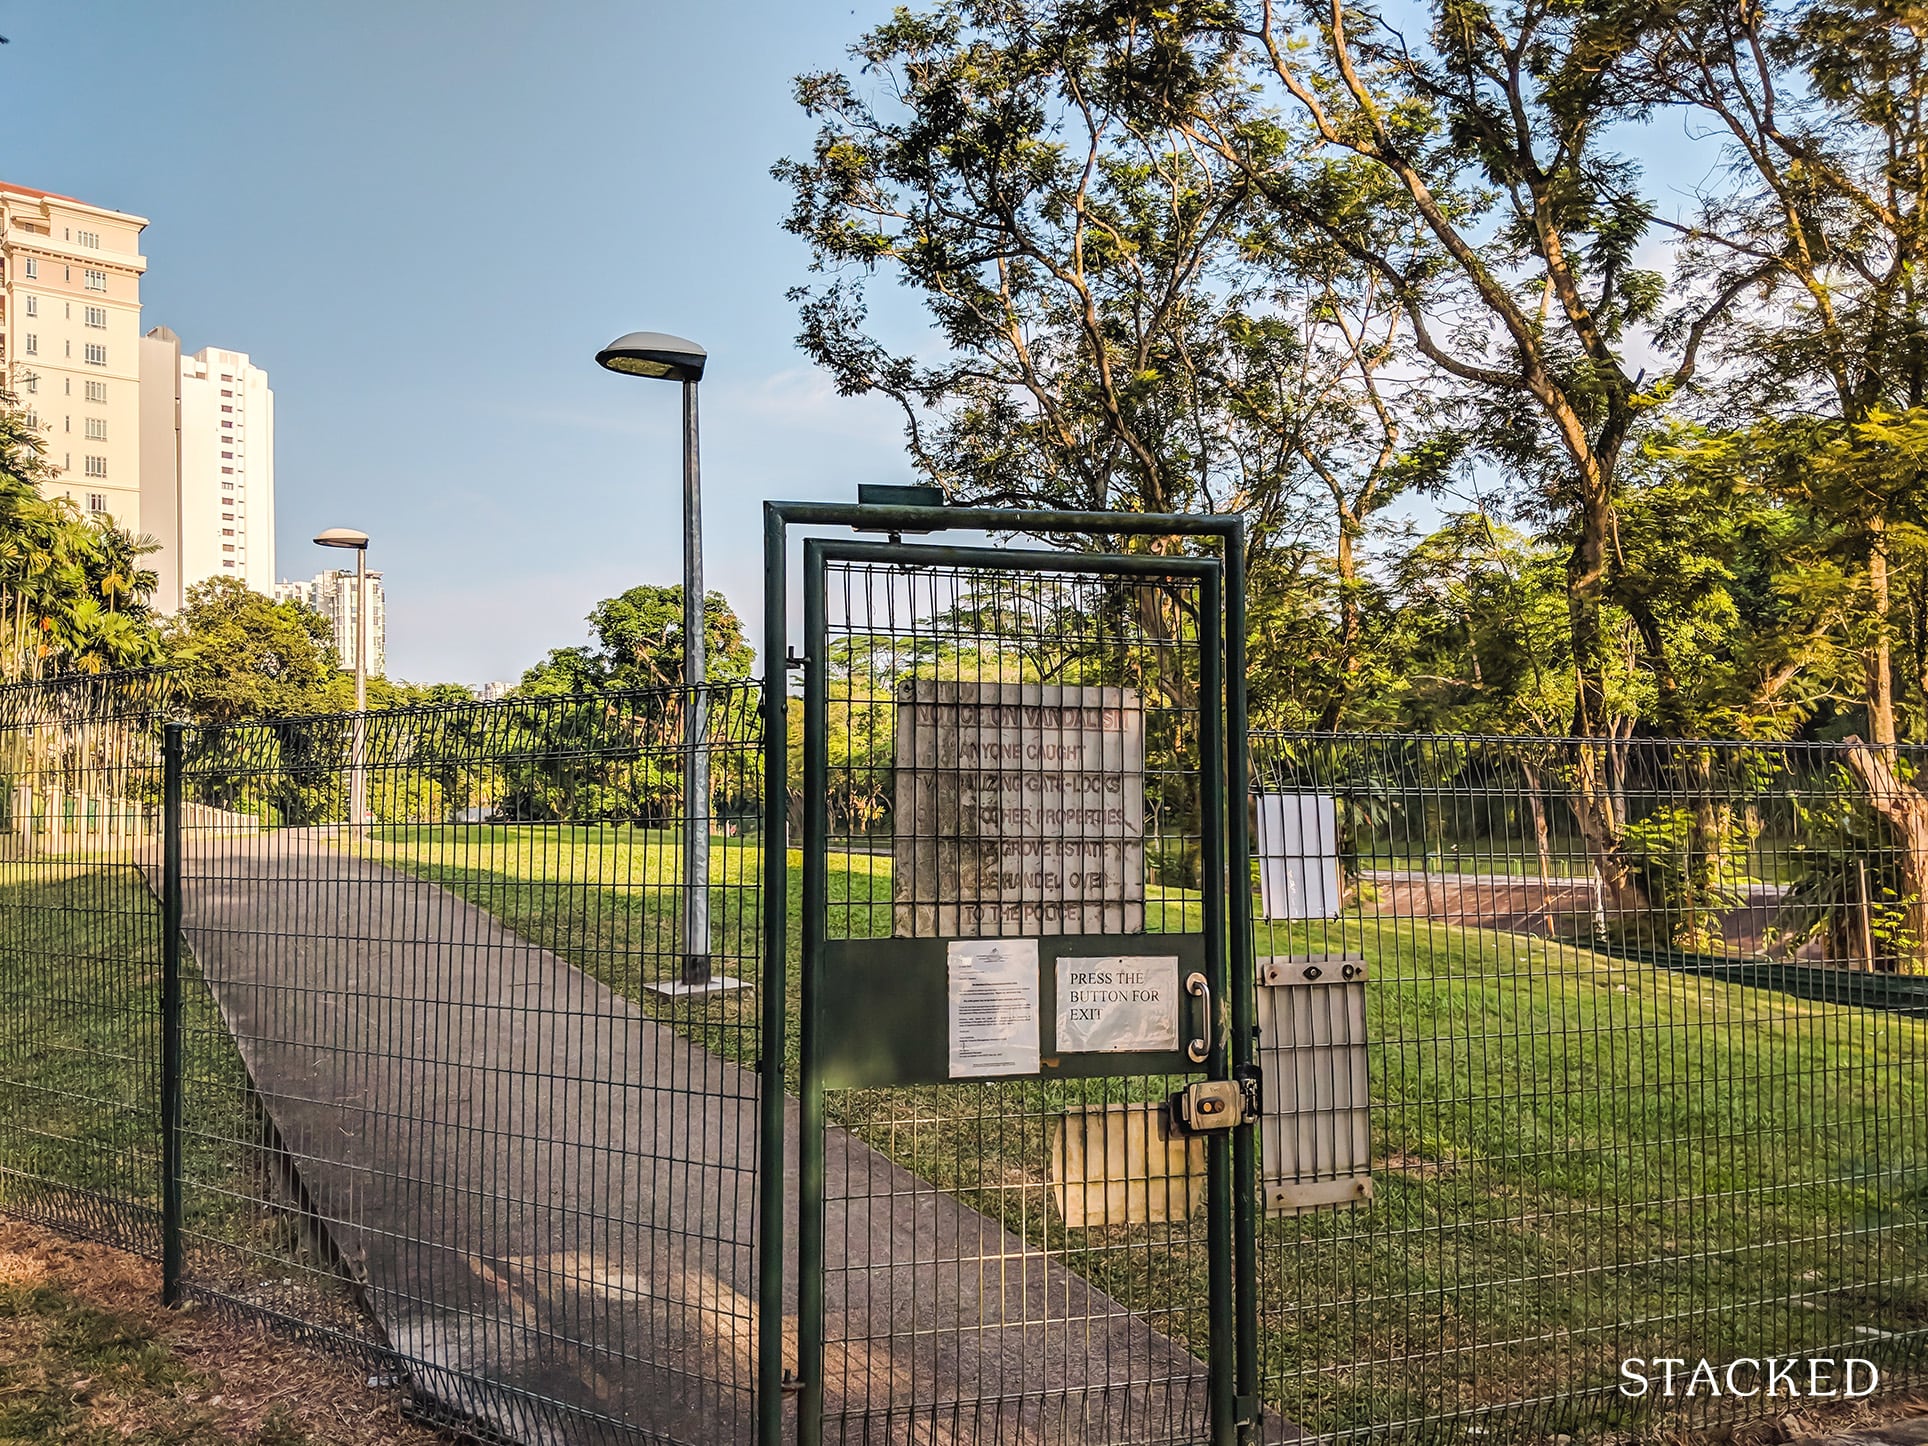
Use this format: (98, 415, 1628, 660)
(176, 834, 1213, 1445)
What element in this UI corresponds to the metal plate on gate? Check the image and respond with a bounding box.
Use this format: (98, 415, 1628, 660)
(818, 933, 1205, 1088)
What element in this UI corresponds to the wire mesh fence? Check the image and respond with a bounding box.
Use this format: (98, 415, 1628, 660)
(801, 554, 1226, 1444)
(166, 682, 769, 1445)
(1, 664, 1926, 1445)
(1247, 732, 1928, 1442)
(0, 669, 174, 1254)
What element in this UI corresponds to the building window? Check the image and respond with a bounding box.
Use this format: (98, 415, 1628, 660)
(220, 389, 232, 398)
(84, 418, 106, 440)
(22, 296, 35, 317)
(86, 493, 107, 513)
(76, 231, 99, 248)
(21, 376, 35, 395)
(221, 466, 234, 475)
(83, 456, 107, 478)
(221, 451, 232, 459)
(222, 545, 235, 553)
(83, 344, 106, 366)
(84, 269, 107, 292)
(222, 529, 235, 537)
(84, 306, 107, 328)
(22, 334, 36, 356)
(84, 380, 107, 403)
(22, 258, 36, 279)
(220, 405, 233, 414)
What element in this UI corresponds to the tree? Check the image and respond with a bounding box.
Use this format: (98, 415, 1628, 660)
(518, 585, 754, 695)
(1644, 0, 1928, 741)
(1636, 0, 1928, 965)
(1, 388, 162, 681)
(779, 4, 1460, 722)
(161, 576, 349, 725)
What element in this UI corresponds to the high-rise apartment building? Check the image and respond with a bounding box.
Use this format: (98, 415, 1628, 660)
(140, 333, 279, 609)
(275, 570, 386, 678)
(0, 181, 149, 525)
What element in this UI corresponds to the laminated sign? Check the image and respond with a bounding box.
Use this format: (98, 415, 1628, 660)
(947, 938, 1041, 1078)
(1055, 956, 1180, 1053)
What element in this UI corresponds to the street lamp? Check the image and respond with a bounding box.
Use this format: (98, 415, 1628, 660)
(596, 331, 737, 995)
(315, 527, 370, 829)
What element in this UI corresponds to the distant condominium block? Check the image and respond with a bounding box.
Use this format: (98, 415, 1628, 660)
(140, 329, 277, 608)
(276, 569, 386, 678)
(0, 180, 149, 527)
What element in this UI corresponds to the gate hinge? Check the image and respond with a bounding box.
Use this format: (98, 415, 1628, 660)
(1235, 1394, 1263, 1429)
(785, 647, 808, 671)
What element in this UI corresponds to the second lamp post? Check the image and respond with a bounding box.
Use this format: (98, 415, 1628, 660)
(314, 527, 370, 828)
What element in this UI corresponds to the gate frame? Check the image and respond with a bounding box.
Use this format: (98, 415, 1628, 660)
(759, 500, 1256, 1446)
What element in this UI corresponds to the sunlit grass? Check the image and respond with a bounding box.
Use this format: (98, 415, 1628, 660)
(363, 825, 1928, 1438)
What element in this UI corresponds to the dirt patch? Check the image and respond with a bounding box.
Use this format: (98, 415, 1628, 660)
(1669, 1390, 1928, 1443)
(0, 1217, 451, 1444)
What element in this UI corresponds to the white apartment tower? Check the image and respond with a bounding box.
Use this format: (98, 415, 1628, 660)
(275, 570, 386, 678)
(140, 334, 278, 608)
(181, 346, 274, 593)
(0, 181, 149, 525)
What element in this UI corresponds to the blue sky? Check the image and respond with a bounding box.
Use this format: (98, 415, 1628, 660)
(6, 0, 913, 684)
(7, 3, 1724, 685)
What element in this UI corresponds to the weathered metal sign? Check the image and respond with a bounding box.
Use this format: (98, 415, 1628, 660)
(893, 680, 1144, 936)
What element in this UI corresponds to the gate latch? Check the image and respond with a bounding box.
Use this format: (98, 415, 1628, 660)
(1172, 1079, 1247, 1133)
(1171, 1067, 1261, 1134)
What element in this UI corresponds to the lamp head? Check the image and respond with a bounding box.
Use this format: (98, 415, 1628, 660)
(314, 527, 370, 551)
(595, 331, 706, 383)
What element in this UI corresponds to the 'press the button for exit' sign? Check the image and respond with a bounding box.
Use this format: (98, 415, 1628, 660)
(1055, 956, 1180, 1054)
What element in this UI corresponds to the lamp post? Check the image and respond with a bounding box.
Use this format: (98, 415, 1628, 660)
(595, 331, 731, 993)
(315, 527, 369, 829)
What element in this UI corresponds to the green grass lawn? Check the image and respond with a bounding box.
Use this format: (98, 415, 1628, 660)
(360, 824, 1928, 1441)
(0, 863, 381, 1339)
(8, 829, 1919, 1440)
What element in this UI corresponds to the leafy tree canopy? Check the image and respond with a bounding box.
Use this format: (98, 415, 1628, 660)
(518, 585, 754, 694)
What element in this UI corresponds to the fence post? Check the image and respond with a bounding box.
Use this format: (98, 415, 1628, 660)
(160, 721, 184, 1306)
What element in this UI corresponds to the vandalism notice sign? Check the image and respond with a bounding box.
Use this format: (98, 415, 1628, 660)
(1055, 955, 1180, 1054)
(895, 681, 1144, 936)
(946, 938, 1041, 1078)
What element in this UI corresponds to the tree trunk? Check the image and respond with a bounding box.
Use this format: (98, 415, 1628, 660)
(1566, 739, 1647, 926)
(1562, 480, 1647, 919)
(1684, 750, 1730, 952)
(1519, 760, 1554, 884)
(1869, 524, 1897, 747)
(1837, 736, 1928, 974)
(1319, 519, 1361, 731)
(1519, 758, 1556, 937)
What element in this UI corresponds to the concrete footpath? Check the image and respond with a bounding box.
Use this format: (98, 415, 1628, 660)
(174, 833, 1212, 1445)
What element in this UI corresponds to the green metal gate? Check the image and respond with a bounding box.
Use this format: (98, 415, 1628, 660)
(760, 500, 1255, 1446)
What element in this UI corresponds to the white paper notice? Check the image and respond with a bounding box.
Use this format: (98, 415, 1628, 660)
(1056, 956, 1181, 1053)
(947, 938, 1042, 1078)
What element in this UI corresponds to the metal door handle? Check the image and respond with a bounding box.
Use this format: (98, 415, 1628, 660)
(1185, 971, 1211, 1064)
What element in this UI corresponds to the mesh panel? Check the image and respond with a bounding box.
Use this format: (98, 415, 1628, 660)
(174, 684, 765, 1445)
(803, 556, 1222, 1444)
